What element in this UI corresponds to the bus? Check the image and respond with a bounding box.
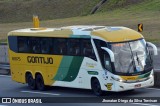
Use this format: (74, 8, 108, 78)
(8, 26, 158, 96)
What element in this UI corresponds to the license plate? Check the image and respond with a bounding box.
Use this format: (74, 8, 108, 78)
(135, 84, 141, 88)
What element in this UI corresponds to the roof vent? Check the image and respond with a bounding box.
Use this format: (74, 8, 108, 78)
(83, 27, 105, 31)
(30, 28, 47, 31)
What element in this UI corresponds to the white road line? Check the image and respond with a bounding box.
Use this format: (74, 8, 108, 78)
(154, 69, 160, 71)
(21, 91, 60, 96)
(0, 75, 11, 77)
(0, 105, 8, 106)
(146, 87, 160, 91)
(132, 103, 159, 106)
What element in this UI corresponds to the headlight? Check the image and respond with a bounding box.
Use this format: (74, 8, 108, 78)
(119, 79, 124, 82)
(111, 76, 124, 82)
(149, 72, 154, 78)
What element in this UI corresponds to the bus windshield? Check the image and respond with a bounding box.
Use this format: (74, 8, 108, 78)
(109, 39, 152, 75)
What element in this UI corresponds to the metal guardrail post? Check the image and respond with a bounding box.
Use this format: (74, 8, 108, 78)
(0, 63, 10, 75)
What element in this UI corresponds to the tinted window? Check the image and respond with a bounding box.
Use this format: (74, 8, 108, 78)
(68, 39, 81, 56)
(54, 39, 67, 55)
(8, 36, 18, 52)
(41, 38, 53, 54)
(28, 37, 41, 54)
(82, 39, 96, 60)
(103, 52, 112, 72)
(18, 37, 53, 54)
(18, 37, 30, 53)
(94, 39, 108, 50)
(17, 37, 97, 61)
(94, 39, 109, 69)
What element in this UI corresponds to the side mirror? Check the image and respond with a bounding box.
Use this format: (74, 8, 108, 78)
(101, 47, 115, 62)
(147, 42, 158, 55)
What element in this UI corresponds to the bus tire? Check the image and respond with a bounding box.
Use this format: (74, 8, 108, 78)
(91, 78, 103, 96)
(26, 73, 36, 90)
(35, 74, 46, 91)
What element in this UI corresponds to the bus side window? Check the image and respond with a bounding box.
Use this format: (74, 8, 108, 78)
(103, 52, 112, 72)
(18, 37, 29, 53)
(94, 39, 108, 69)
(41, 38, 52, 54)
(8, 36, 18, 52)
(54, 38, 67, 55)
(82, 39, 96, 60)
(28, 37, 41, 54)
(68, 39, 80, 56)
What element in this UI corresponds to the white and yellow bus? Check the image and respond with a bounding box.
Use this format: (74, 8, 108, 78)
(8, 26, 157, 96)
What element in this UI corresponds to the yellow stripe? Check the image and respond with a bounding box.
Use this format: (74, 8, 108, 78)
(120, 76, 138, 80)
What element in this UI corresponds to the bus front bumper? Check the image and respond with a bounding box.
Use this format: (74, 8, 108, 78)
(114, 76, 154, 92)
(103, 76, 154, 92)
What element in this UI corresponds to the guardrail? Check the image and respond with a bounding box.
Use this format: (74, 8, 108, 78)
(0, 63, 10, 75)
(0, 63, 10, 70)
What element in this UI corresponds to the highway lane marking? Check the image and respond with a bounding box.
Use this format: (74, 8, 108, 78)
(0, 75, 11, 77)
(146, 88, 160, 91)
(154, 69, 160, 71)
(132, 103, 159, 106)
(21, 91, 60, 96)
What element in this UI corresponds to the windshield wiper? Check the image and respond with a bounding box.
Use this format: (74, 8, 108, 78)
(136, 52, 144, 71)
(127, 43, 136, 73)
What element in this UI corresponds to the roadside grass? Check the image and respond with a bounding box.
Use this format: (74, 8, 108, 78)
(0, 0, 159, 43)
(0, 0, 99, 23)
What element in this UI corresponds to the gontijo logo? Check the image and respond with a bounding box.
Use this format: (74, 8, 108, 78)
(27, 56, 53, 64)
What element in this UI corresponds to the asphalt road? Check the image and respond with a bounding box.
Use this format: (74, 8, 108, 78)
(0, 75, 160, 106)
(0, 48, 160, 106)
(153, 48, 160, 71)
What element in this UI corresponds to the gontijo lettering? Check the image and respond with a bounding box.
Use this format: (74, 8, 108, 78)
(27, 56, 53, 64)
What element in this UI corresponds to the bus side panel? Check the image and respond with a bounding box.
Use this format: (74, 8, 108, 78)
(9, 49, 63, 85)
(52, 56, 84, 87)
(52, 57, 102, 89)
(45, 66, 59, 85)
(44, 55, 63, 85)
(10, 65, 24, 83)
(9, 50, 23, 83)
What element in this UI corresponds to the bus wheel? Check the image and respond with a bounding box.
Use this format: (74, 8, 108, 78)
(26, 74, 36, 90)
(91, 78, 103, 96)
(36, 74, 46, 91)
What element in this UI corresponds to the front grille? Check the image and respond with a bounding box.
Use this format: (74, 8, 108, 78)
(122, 77, 150, 83)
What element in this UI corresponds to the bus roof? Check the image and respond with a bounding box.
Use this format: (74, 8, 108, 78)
(8, 25, 143, 42)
